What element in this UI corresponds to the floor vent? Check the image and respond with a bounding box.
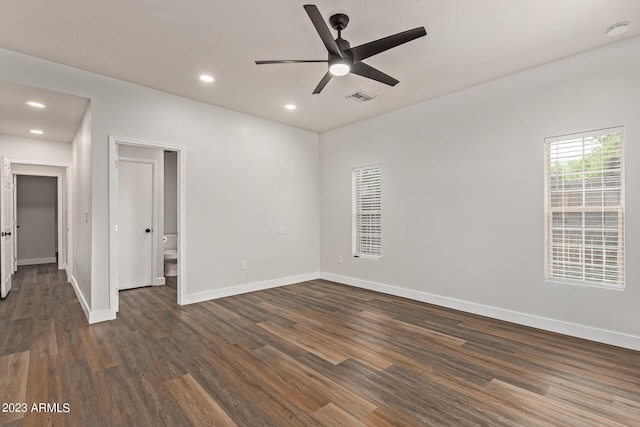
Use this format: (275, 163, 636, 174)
(345, 90, 379, 103)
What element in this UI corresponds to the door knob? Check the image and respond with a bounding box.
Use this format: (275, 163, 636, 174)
(145, 228, 152, 233)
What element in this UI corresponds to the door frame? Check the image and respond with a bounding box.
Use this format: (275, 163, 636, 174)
(5, 161, 71, 274)
(108, 136, 185, 315)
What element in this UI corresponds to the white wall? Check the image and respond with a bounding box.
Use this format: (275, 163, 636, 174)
(0, 48, 320, 318)
(16, 175, 57, 264)
(320, 37, 640, 347)
(72, 103, 92, 311)
(0, 135, 71, 164)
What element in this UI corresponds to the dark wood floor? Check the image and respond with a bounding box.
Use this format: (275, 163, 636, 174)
(1, 265, 639, 426)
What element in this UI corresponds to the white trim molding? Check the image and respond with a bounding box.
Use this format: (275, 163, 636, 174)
(17, 257, 57, 266)
(108, 135, 186, 315)
(182, 272, 320, 305)
(320, 272, 640, 352)
(89, 309, 116, 324)
(68, 269, 115, 324)
(68, 271, 90, 322)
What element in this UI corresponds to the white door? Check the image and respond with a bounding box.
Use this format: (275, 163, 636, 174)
(117, 160, 154, 290)
(0, 156, 13, 298)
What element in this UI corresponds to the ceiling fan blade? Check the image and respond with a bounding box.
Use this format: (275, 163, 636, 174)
(312, 71, 333, 94)
(350, 62, 399, 86)
(346, 27, 427, 62)
(303, 5, 343, 58)
(255, 60, 328, 64)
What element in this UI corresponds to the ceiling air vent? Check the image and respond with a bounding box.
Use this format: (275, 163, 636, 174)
(345, 90, 379, 103)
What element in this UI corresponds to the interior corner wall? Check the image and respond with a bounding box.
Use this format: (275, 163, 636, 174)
(71, 102, 92, 311)
(319, 37, 640, 343)
(0, 48, 320, 316)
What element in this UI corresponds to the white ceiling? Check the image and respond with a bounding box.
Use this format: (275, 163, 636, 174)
(0, 80, 89, 142)
(1, 0, 639, 135)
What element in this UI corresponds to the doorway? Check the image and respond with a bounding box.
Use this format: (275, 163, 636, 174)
(0, 161, 70, 299)
(108, 136, 184, 315)
(15, 175, 58, 267)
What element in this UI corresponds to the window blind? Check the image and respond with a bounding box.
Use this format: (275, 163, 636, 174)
(544, 127, 624, 288)
(353, 165, 381, 258)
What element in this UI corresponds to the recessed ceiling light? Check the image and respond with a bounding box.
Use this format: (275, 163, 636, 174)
(606, 22, 629, 37)
(30, 129, 44, 135)
(199, 74, 214, 83)
(26, 101, 46, 108)
(285, 104, 297, 110)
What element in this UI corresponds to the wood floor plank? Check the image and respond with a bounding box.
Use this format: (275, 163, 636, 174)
(165, 373, 238, 427)
(255, 345, 377, 420)
(313, 403, 367, 426)
(77, 325, 118, 372)
(292, 322, 394, 371)
(0, 318, 33, 357)
(30, 318, 58, 359)
(59, 357, 110, 426)
(24, 355, 65, 427)
(0, 351, 30, 424)
(258, 320, 350, 365)
(486, 378, 629, 427)
(545, 382, 640, 425)
(196, 342, 325, 427)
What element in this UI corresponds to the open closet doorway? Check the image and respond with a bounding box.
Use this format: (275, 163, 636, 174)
(108, 136, 184, 315)
(11, 163, 69, 273)
(16, 175, 58, 267)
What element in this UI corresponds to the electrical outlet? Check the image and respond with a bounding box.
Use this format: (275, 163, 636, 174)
(279, 226, 285, 235)
(241, 260, 247, 270)
(337, 256, 343, 264)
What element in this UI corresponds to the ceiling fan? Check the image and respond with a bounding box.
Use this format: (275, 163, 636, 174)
(255, 4, 427, 94)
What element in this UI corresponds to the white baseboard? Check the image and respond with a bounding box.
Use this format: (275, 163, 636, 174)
(89, 309, 116, 323)
(68, 271, 91, 323)
(320, 272, 640, 352)
(68, 269, 115, 324)
(182, 272, 320, 305)
(18, 257, 56, 266)
(155, 276, 166, 286)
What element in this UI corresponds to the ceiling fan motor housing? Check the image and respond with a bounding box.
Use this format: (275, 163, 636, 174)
(329, 13, 349, 31)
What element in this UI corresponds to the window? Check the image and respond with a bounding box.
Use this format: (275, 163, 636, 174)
(544, 127, 624, 288)
(352, 165, 381, 258)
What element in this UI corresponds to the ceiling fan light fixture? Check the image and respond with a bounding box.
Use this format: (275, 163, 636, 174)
(329, 61, 350, 77)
